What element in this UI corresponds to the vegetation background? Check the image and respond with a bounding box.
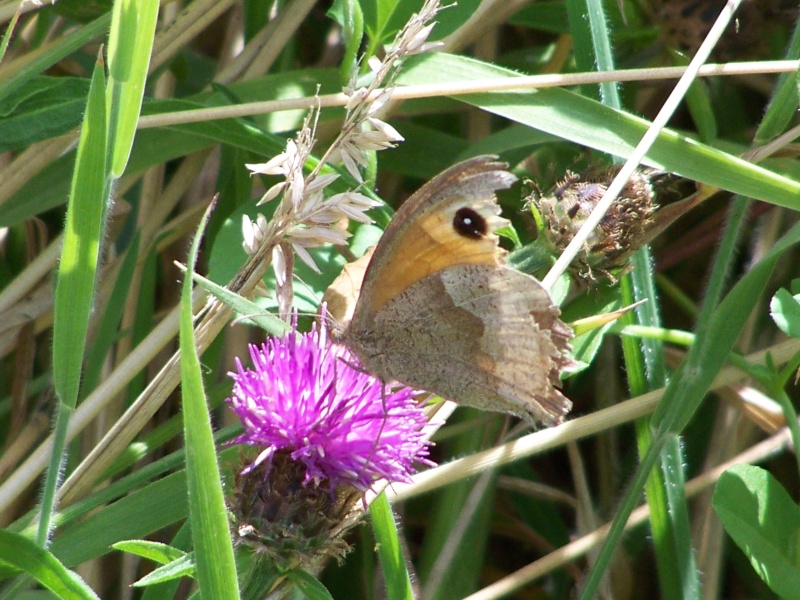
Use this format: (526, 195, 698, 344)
(1, 0, 800, 598)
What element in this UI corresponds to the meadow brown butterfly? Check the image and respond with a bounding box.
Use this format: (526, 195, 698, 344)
(335, 155, 574, 426)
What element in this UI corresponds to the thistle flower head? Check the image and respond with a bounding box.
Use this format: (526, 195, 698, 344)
(226, 312, 433, 565)
(227, 314, 433, 494)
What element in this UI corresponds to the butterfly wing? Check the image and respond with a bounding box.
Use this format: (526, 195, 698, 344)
(343, 155, 573, 426)
(353, 263, 574, 426)
(353, 155, 517, 321)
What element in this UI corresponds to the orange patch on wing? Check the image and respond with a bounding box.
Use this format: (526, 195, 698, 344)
(366, 203, 503, 315)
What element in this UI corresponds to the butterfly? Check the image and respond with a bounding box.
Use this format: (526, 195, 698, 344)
(331, 155, 574, 426)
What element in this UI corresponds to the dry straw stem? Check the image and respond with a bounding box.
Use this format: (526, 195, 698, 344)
(224, 0, 317, 83)
(463, 428, 792, 600)
(150, 0, 238, 74)
(746, 121, 800, 163)
(0, 236, 61, 316)
(439, 0, 531, 52)
(387, 338, 800, 503)
(137, 60, 800, 130)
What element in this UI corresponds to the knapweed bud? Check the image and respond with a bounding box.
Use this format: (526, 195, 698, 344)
(531, 167, 681, 283)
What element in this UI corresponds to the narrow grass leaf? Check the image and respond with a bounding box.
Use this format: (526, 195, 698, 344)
(188, 270, 289, 336)
(651, 220, 800, 435)
(417, 421, 499, 600)
(106, 0, 159, 176)
(51, 472, 189, 567)
(0, 530, 100, 600)
(713, 465, 800, 599)
(133, 554, 196, 587)
(52, 56, 108, 409)
(755, 18, 800, 144)
(0, 6, 20, 64)
(180, 201, 240, 597)
(624, 266, 686, 599)
(397, 53, 800, 209)
(112, 540, 186, 565)
(42, 54, 109, 546)
(581, 217, 800, 598)
(370, 492, 413, 600)
(0, 14, 111, 104)
(330, 0, 363, 83)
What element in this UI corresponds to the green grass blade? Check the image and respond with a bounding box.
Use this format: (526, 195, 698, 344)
(179, 201, 240, 597)
(624, 259, 686, 598)
(371, 492, 413, 600)
(188, 270, 289, 336)
(579, 437, 665, 599)
(0, 14, 111, 104)
(397, 53, 800, 209)
(651, 198, 753, 434)
(133, 554, 196, 587)
(570, 0, 696, 591)
(755, 18, 800, 144)
(41, 54, 109, 547)
(0, 6, 21, 65)
(106, 0, 159, 176)
(52, 56, 108, 412)
(0, 530, 100, 600)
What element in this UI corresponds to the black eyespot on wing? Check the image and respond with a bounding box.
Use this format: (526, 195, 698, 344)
(453, 207, 487, 239)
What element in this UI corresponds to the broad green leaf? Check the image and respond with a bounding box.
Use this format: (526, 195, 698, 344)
(713, 465, 800, 600)
(770, 287, 800, 339)
(361, 0, 406, 46)
(284, 569, 336, 600)
(0, 77, 89, 153)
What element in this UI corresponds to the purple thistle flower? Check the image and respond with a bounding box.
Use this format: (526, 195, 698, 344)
(227, 315, 433, 495)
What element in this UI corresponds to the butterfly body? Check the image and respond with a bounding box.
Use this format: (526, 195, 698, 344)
(341, 156, 574, 426)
